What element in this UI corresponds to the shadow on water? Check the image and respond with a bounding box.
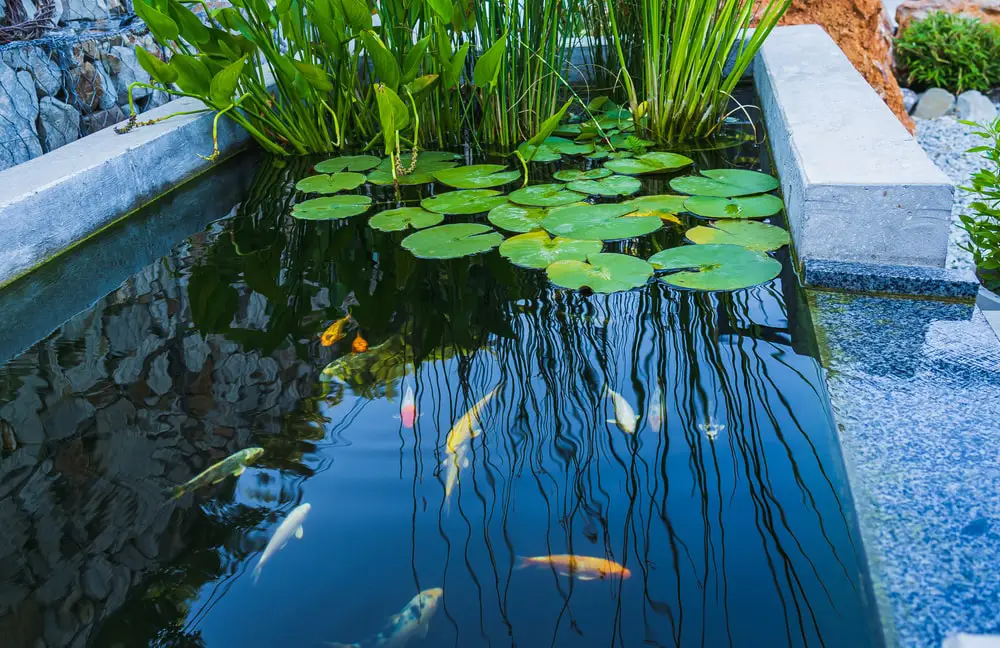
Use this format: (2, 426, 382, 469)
(0, 128, 884, 648)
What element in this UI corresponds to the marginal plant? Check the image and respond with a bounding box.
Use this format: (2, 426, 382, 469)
(959, 117, 1000, 288)
(895, 11, 1000, 94)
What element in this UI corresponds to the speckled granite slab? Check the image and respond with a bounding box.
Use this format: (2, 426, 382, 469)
(808, 291, 1000, 648)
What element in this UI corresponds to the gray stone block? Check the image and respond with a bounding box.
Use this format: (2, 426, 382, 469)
(913, 87, 956, 119)
(0, 65, 43, 171)
(37, 97, 81, 152)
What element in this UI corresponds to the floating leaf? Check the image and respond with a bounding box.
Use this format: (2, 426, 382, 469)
(552, 168, 613, 182)
(607, 133, 651, 148)
(623, 195, 687, 224)
(526, 99, 575, 146)
(585, 146, 610, 160)
(517, 143, 562, 162)
(422, 190, 509, 215)
(686, 220, 790, 252)
(367, 152, 460, 185)
(292, 195, 372, 220)
(402, 223, 503, 259)
(604, 151, 693, 175)
(649, 244, 781, 291)
(544, 137, 594, 155)
(670, 169, 779, 197)
(508, 183, 585, 207)
(683, 194, 784, 219)
(553, 122, 582, 137)
(542, 203, 661, 241)
(295, 172, 366, 194)
(488, 203, 548, 232)
(567, 174, 641, 197)
(499, 231, 602, 269)
(547, 253, 653, 293)
(369, 207, 443, 232)
(434, 164, 520, 189)
(315, 155, 381, 173)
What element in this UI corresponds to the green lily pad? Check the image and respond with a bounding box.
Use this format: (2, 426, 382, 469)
(517, 143, 562, 162)
(433, 164, 521, 189)
(607, 133, 653, 149)
(553, 123, 582, 137)
(518, 137, 595, 162)
(295, 172, 366, 194)
(508, 183, 585, 207)
(401, 223, 503, 259)
(314, 155, 381, 173)
(367, 151, 461, 185)
(488, 203, 548, 233)
(421, 190, 509, 215)
(584, 147, 611, 160)
(499, 231, 603, 269)
(622, 195, 687, 224)
(552, 168, 613, 182)
(686, 220, 790, 252)
(546, 253, 654, 293)
(566, 174, 642, 197)
(542, 203, 661, 241)
(670, 169, 780, 197)
(369, 207, 444, 232)
(292, 195, 373, 220)
(649, 244, 781, 291)
(604, 151, 693, 175)
(683, 194, 784, 219)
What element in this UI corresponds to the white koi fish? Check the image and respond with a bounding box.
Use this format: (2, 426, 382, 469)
(329, 588, 443, 648)
(647, 384, 664, 432)
(604, 386, 637, 434)
(253, 502, 311, 584)
(698, 418, 725, 442)
(445, 386, 498, 452)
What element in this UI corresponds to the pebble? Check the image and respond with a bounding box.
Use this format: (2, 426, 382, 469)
(901, 87, 918, 114)
(956, 90, 998, 123)
(913, 87, 956, 119)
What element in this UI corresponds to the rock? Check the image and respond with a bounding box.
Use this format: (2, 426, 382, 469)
(901, 87, 919, 113)
(955, 90, 998, 122)
(1, 47, 63, 98)
(102, 46, 150, 106)
(37, 97, 81, 152)
(81, 556, 113, 600)
(0, 64, 43, 171)
(896, 0, 1000, 33)
(146, 353, 171, 396)
(59, 0, 110, 22)
(82, 104, 125, 133)
(913, 87, 957, 118)
(139, 88, 172, 113)
(69, 60, 117, 114)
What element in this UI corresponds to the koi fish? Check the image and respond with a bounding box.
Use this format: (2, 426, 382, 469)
(698, 418, 725, 442)
(253, 502, 311, 584)
(352, 332, 369, 353)
(321, 313, 353, 346)
(442, 441, 471, 512)
(445, 386, 499, 453)
(329, 588, 443, 648)
(400, 386, 417, 429)
(648, 383, 663, 432)
(515, 554, 632, 581)
(604, 386, 637, 434)
(166, 447, 264, 500)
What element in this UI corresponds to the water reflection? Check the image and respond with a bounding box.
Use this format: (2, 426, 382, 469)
(0, 152, 883, 648)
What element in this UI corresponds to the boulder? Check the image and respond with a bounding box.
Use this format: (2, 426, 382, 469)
(913, 87, 957, 117)
(0, 64, 44, 171)
(101, 46, 150, 106)
(59, 0, 110, 22)
(955, 89, 999, 122)
(1, 47, 63, 98)
(69, 60, 117, 113)
(901, 87, 919, 112)
(896, 0, 1000, 33)
(37, 97, 81, 152)
(82, 104, 125, 133)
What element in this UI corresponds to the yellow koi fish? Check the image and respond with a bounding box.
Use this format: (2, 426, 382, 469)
(515, 554, 632, 581)
(329, 588, 443, 648)
(442, 441, 472, 512)
(604, 386, 637, 434)
(445, 386, 499, 453)
(166, 447, 264, 500)
(321, 313, 353, 347)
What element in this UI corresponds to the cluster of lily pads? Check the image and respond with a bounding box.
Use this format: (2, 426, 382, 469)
(291, 136, 790, 292)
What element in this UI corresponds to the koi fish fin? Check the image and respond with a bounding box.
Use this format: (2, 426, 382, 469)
(418, 618, 431, 638)
(461, 457, 470, 469)
(234, 466, 246, 476)
(606, 419, 618, 426)
(295, 526, 304, 540)
(252, 563, 262, 585)
(513, 556, 532, 571)
(576, 575, 597, 581)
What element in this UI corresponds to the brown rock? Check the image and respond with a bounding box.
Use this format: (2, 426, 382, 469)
(896, 0, 1000, 33)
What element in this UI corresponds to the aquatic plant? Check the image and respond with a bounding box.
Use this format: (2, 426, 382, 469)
(895, 11, 1000, 94)
(959, 117, 1000, 289)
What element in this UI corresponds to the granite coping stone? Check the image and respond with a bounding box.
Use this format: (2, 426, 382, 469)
(802, 258, 980, 300)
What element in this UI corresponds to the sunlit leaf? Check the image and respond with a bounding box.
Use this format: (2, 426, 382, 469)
(499, 231, 602, 269)
(649, 244, 781, 291)
(622, 195, 686, 224)
(552, 168, 613, 182)
(315, 155, 381, 173)
(292, 195, 372, 220)
(473, 31, 507, 90)
(402, 223, 503, 258)
(434, 164, 520, 189)
(604, 151, 693, 175)
(295, 172, 366, 194)
(566, 174, 641, 197)
(508, 183, 585, 207)
(369, 207, 444, 232)
(488, 203, 548, 232)
(686, 220, 790, 252)
(547, 253, 653, 292)
(670, 169, 779, 197)
(422, 189, 509, 215)
(367, 151, 460, 185)
(683, 194, 784, 219)
(542, 203, 661, 241)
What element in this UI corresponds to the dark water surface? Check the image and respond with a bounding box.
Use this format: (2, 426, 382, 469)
(0, 121, 885, 647)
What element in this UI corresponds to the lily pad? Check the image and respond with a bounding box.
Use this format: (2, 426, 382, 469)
(542, 203, 661, 241)
(314, 155, 381, 173)
(369, 207, 444, 232)
(295, 172, 366, 194)
(567, 174, 642, 197)
(546, 253, 654, 293)
(292, 195, 373, 220)
(518, 137, 595, 162)
(488, 203, 548, 233)
(553, 123, 582, 137)
(421, 190, 509, 215)
(649, 244, 781, 291)
(499, 231, 603, 269)
(607, 134, 653, 149)
(517, 143, 562, 162)
(622, 195, 687, 224)
(433, 164, 521, 189)
(604, 151, 693, 175)
(367, 151, 461, 185)
(401, 223, 503, 259)
(552, 168, 613, 182)
(670, 169, 779, 197)
(508, 183, 585, 207)
(686, 220, 790, 252)
(683, 194, 784, 219)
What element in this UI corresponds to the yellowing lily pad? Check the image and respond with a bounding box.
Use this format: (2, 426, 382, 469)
(542, 203, 661, 241)
(433, 164, 521, 189)
(622, 195, 687, 224)
(552, 168, 613, 182)
(508, 183, 585, 207)
(401, 223, 503, 259)
(369, 207, 444, 232)
(499, 231, 603, 269)
(367, 151, 461, 185)
(686, 220, 790, 252)
(546, 253, 654, 293)
(315, 155, 381, 173)
(567, 174, 642, 197)
(683, 194, 784, 219)
(670, 169, 779, 197)
(295, 172, 366, 194)
(603, 151, 693, 175)
(488, 203, 548, 232)
(649, 244, 781, 291)
(421, 190, 509, 215)
(292, 195, 373, 220)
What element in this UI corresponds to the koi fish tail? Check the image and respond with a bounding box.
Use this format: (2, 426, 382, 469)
(252, 563, 263, 585)
(513, 555, 533, 571)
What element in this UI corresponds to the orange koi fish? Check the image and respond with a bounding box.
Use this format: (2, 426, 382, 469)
(515, 554, 631, 581)
(352, 332, 368, 353)
(320, 314, 353, 347)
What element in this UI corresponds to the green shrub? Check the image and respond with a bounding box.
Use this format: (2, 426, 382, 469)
(960, 118, 1000, 288)
(895, 11, 1000, 94)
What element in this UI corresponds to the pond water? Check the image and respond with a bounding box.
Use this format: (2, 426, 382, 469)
(0, 112, 885, 647)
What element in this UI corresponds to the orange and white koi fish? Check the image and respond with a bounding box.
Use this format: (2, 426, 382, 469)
(400, 386, 417, 429)
(515, 554, 632, 581)
(328, 588, 443, 648)
(320, 314, 353, 346)
(352, 332, 368, 353)
(445, 386, 499, 453)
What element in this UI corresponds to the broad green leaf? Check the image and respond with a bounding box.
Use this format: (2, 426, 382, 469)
(488, 203, 548, 233)
(292, 60, 333, 92)
(649, 244, 781, 291)
(374, 83, 409, 155)
(547, 253, 653, 293)
(405, 74, 439, 95)
(517, 142, 562, 163)
(526, 99, 574, 146)
(500, 231, 603, 270)
(367, 152, 460, 185)
(292, 195, 372, 220)
(134, 0, 179, 43)
(295, 172, 366, 194)
(623, 195, 687, 224)
(508, 183, 585, 207)
(135, 46, 177, 85)
(362, 31, 401, 91)
(168, 1, 210, 44)
(552, 168, 612, 182)
(670, 169, 780, 197)
(686, 220, 790, 252)
(170, 54, 212, 95)
(402, 36, 430, 83)
(422, 190, 509, 215)
(316, 155, 381, 173)
(402, 223, 503, 258)
(473, 31, 506, 91)
(543, 203, 661, 241)
(544, 136, 594, 155)
(567, 174, 642, 197)
(335, 0, 372, 29)
(209, 56, 246, 106)
(369, 207, 443, 232)
(433, 164, 520, 189)
(684, 194, 784, 219)
(443, 43, 470, 89)
(426, 0, 452, 20)
(604, 151, 693, 175)
(451, 0, 475, 30)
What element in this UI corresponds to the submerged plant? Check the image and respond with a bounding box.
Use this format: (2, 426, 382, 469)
(959, 117, 1000, 288)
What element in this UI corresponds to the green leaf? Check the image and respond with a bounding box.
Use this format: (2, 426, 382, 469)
(405, 74, 439, 95)
(422, 190, 509, 215)
(622, 195, 687, 224)
(402, 35, 430, 83)
(547, 253, 654, 293)
(684, 194, 784, 219)
(292, 195, 373, 220)
(291, 60, 333, 92)
(517, 143, 562, 163)
(363, 30, 401, 91)
(295, 172, 366, 194)
(135, 46, 177, 85)
(544, 136, 594, 155)
(209, 56, 246, 106)
(170, 54, 212, 95)
(374, 83, 410, 155)
(487, 203, 548, 233)
(433, 164, 520, 189)
(369, 207, 444, 232)
(402, 223, 503, 258)
(335, 0, 372, 29)
(134, 0, 179, 43)
(526, 98, 574, 146)
(566, 174, 642, 197)
(426, 0, 452, 20)
(686, 220, 790, 252)
(500, 231, 603, 270)
(670, 169, 780, 197)
(604, 151, 693, 175)
(168, 1, 210, 44)
(443, 43, 470, 89)
(473, 31, 507, 90)
(367, 151, 460, 185)
(508, 183, 585, 207)
(552, 168, 613, 182)
(542, 203, 661, 241)
(315, 155, 381, 173)
(649, 244, 781, 291)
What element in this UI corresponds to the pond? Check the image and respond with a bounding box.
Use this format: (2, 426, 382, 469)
(0, 104, 886, 648)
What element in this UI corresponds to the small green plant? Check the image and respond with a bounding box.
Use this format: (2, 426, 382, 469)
(895, 12, 1000, 94)
(960, 118, 1000, 288)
